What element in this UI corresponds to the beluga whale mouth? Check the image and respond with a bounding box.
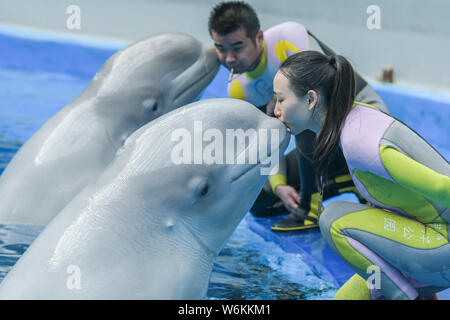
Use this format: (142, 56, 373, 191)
(173, 44, 219, 104)
(229, 123, 290, 183)
(230, 163, 259, 183)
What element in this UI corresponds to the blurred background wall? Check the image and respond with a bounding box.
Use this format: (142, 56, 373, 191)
(1, 0, 449, 93)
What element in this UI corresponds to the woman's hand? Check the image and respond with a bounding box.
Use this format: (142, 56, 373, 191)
(275, 185, 301, 212)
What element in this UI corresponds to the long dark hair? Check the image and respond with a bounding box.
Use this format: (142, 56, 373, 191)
(279, 51, 355, 192)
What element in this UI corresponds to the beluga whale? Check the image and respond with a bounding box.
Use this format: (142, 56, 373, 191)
(0, 32, 219, 225)
(0, 98, 290, 299)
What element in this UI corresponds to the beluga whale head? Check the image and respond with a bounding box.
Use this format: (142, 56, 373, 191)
(91, 31, 221, 131)
(0, 98, 290, 299)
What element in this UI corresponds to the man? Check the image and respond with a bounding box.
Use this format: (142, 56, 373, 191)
(208, 1, 389, 231)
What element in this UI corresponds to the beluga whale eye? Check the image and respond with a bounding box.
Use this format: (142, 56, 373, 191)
(200, 183, 209, 196)
(142, 98, 158, 113)
(189, 177, 210, 198)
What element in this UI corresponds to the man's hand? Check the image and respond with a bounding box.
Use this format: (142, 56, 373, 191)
(275, 185, 301, 212)
(266, 98, 276, 117)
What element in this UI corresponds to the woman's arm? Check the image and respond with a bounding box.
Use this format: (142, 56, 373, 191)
(380, 145, 450, 208)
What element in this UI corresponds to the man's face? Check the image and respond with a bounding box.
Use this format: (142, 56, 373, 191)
(211, 27, 263, 74)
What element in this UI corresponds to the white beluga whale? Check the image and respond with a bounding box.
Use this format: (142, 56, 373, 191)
(0, 32, 219, 225)
(0, 98, 290, 299)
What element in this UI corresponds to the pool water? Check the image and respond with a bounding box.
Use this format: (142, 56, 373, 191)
(0, 224, 42, 282)
(208, 216, 337, 300)
(0, 68, 87, 175)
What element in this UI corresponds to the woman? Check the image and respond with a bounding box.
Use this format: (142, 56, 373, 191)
(273, 50, 450, 300)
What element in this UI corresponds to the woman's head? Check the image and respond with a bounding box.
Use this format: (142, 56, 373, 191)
(273, 70, 321, 135)
(273, 51, 356, 191)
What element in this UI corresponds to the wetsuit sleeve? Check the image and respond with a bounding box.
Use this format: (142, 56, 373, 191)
(380, 146, 450, 208)
(269, 156, 287, 193)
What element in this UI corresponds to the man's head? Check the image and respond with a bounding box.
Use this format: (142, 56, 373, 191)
(208, 1, 264, 74)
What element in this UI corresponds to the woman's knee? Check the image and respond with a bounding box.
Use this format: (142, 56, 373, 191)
(319, 201, 371, 231)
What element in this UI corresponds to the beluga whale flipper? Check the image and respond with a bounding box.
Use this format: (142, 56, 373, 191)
(0, 98, 290, 299)
(0, 32, 219, 225)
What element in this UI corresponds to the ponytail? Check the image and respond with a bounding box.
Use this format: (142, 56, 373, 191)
(313, 55, 355, 192)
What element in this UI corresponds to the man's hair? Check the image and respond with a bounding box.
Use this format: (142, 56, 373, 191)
(208, 1, 260, 39)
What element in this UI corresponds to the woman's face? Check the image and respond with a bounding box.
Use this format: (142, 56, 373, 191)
(273, 71, 317, 135)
